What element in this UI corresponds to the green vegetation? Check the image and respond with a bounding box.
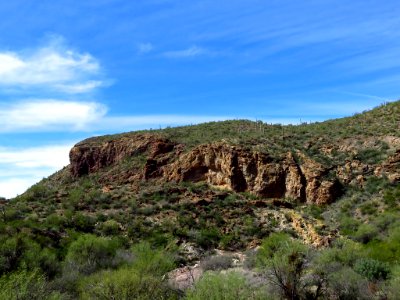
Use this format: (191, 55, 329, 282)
(0, 100, 399, 298)
(185, 272, 269, 300)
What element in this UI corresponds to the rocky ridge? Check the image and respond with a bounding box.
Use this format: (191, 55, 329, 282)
(70, 135, 347, 205)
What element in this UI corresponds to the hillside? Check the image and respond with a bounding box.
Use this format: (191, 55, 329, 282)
(1, 100, 400, 299)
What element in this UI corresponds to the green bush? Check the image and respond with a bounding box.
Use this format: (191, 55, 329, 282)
(69, 212, 96, 232)
(0, 269, 61, 300)
(98, 219, 120, 236)
(257, 233, 310, 299)
(383, 185, 400, 209)
(0, 235, 58, 276)
(352, 224, 378, 244)
(354, 258, 390, 281)
(79, 267, 177, 300)
(21, 244, 60, 279)
(185, 271, 268, 300)
(64, 234, 121, 275)
(317, 238, 365, 267)
(365, 228, 400, 262)
(130, 242, 175, 276)
(339, 216, 361, 235)
(326, 267, 371, 300)
(192, 227, 221, 249)
(257, 232, 291, 261)
(79, 242, 177, 299)
(0, 236, 23, 275)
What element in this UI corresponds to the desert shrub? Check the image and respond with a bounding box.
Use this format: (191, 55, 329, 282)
(386, 266, 400, 300)
(339, 216, 361, 235)
(64, 234, 121, 275)
(364, 177, 390, 195)
(221, 193, 240, 206)
(243, 217, 262, 236)
(21, 244, 60, 279)
(219, 234, 237, 249)
(0, 236, 24, 275)
(78, 242, 176, 299)
(130, 242, 175, 276)
(0, 235, 57, 276)
(178, 212, 196, 227)
(326, 267, 371, 299)
(192, 227, 221, 249)
(352, 223, 378, 244)
(257, 232, 291, 260)
(0, 269, 61, 300)
(147, 232, 175, 248)
(365, 227, 400, 262)
(79, 267, 177, 300)
(45, 214, 67, 230)
(354, 258, 390, 281)
(68, 212, 96, 232)
(356, 149, 385, 164)
(359, 201, 378, 215)
(98, 219, 120, 236)
(303, 204, 324, 220)
(25, 184, 52, 201)
(201, 255, 233, 271)
(317, 238, 365, 267)
(68, 188, 84, 207)
(257, 233, 312, 299)
(374, 212, 398, 232)
(383, 184, 400, 209)
(1, 207, 21, 222)
(185, 271, 268, 300)
(139, 205, 156, 216)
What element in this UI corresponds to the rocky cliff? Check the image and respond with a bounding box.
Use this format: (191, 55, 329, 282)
(70, 135, 343, 205)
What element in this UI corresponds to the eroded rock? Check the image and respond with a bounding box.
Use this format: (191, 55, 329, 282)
(164, 144, 341, 204)
(69, 137, 343, 205)
(69, 134, 177, 176)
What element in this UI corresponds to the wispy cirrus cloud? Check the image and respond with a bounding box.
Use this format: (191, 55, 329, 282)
(137, 42, 154, 54)
(163, 45, 206, 58)
(0, 37, 103, 94)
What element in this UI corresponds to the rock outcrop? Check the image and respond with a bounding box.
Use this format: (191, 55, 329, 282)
(163, 144, 341, 205)
(69, 135, 343, 205)
(377, 149, 400, 182)
(69, 134, 177, 177)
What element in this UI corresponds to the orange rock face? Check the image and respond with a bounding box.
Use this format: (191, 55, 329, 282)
(163, 144, 341, 204)
(69, 134, 176, 177)
(380, 149, 400, 182)
(69, 136, 343, 205)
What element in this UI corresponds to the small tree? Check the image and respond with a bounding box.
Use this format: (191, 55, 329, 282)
(257, 233, 312, 300)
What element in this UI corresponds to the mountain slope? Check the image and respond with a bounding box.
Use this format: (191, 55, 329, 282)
(0, 100, 399, 299)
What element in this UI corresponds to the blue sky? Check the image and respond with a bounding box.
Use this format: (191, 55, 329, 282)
(1, 0, 400, 198)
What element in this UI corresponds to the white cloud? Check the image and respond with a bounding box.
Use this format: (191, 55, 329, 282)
(137, 43, 153, 54)
(0, 178, 41, 199)
(0, 99, 232, 132)
(0, 100, 107, 132)
(0, 144, 72, 169)
(0, 39, 102, 93)
(0, 144, 73, 198)
(163, 46, 206, 58)
(56, 80, 104, 94)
